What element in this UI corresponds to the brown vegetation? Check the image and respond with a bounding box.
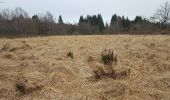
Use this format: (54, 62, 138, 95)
(0, 35, 170, 99)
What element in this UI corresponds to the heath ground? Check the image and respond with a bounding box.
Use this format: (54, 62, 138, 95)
(0, 35, 170, 100)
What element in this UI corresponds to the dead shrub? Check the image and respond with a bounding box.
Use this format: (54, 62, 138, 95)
(92, 67, 131, 80)
(92, 67, 105, 79)
(67, 51, 73, 59)
(3, 53, 15, 60)
(15, 81, 43, 95)
(101, 49, 117, 65)
(112, 69, 131, 79)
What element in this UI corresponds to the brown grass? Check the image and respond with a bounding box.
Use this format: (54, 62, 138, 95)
(0, 35, 170, 99)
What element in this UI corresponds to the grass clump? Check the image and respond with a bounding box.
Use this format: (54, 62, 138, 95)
(1, 42, 10, 52)
(67, 51, 73, 59)
(3, 53, 15, 60)
(87, 56, 94, 62)
(15, 82, 27, 95)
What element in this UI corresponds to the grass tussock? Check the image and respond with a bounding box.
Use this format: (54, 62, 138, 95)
(67, 51, 73, 59)
(0, 42, 32, 52)
(87, 56, 94, 62)
(15, 82, 27, 95)
(20, 44, 32, 50)
(10, 44, 32, 52)
(0, 42, 10, 52)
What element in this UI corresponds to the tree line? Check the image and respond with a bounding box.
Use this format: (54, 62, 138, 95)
(0, 2, 169, 36)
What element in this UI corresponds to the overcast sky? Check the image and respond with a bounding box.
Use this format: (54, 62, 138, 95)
(0, 0, 168, 23)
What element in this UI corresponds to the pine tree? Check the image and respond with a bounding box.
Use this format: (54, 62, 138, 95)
(110, 14, 117, 26)
(134, 16, 143, 23)
(98, 14, 105, 32)
(58, 15, 63, 24)
(122, 16, 130, 31)
(79, 16, 84, 23)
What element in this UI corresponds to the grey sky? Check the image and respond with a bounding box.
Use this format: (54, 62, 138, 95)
(0, 0, 168, 23)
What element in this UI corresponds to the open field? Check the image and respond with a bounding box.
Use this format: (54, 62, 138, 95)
(0, 35, 170, 100)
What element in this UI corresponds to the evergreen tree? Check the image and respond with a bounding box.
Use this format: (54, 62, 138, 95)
(122, 16, 131, 31)
(92, 15, 98, 25)
(79, 16, 84, 23)
(134, 16, 143, 23)
(110, 14, 117, 26)
(58, 15, 63, 24)
(98, 14, 105, 32)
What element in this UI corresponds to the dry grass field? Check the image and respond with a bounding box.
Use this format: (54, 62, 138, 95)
(0, 35, 170, 100)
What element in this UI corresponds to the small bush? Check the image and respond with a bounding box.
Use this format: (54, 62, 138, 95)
(101, 49, 117, 65)
(67, 51, 73, 59)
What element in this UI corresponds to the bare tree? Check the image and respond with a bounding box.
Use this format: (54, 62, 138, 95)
(14, 7, 29, 18)
(42, 12, 55, 34)
(155, 1, 170, 29)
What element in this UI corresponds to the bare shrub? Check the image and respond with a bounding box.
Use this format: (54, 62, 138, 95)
(3, 53, 15, 60)
(92, 66, 130, 80)
(15, 81, 43, 95)
(92, 67, 105, 79)
(93, 69, 130, 80)
(67, 51, 73, 59)
(112, 69, 131, 79)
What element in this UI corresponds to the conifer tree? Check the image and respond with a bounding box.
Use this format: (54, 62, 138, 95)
(58, 15, 63, 24)
(79, 16, 84, 23)
(98, 14, 105, 32)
